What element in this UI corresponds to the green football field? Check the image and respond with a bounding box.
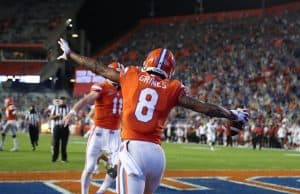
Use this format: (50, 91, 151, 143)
(0, 132, 300, 172)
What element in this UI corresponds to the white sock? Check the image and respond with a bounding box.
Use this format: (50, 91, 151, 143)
(97, 174, 114, 193)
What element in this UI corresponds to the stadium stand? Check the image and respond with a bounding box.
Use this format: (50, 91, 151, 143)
(0, 1, 299, 149)
(94, 3, 300, 149)
(0, 0, 85, 134)
(0, 0, 84, 84)
(0, 0, 82, 44)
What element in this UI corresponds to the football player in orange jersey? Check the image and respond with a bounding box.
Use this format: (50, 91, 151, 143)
(0, 97, 19, 151)
(58, 38, 249, 194)
(63, 62, 124, 194)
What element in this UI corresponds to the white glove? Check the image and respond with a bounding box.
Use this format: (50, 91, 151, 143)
(57, 38, 71, 60)
(230, 108, 249, 124)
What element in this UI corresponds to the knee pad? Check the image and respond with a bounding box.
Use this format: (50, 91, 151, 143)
(2, 133, 5, 137)
(12, 134, 16, 138)
(107, 165, 117, 179)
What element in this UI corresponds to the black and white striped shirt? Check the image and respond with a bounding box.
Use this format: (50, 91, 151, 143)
(51, 105, 70, 126)
(25, 111, 40, 126)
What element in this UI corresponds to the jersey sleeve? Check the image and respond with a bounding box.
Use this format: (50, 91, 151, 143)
(178, 82, 187, 97)
(172, 80, 187, 106)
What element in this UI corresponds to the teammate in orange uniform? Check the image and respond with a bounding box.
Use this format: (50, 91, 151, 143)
(63, 62, 123, 194)
(58, 38, 249, 194)
(0, 97, 19, 151)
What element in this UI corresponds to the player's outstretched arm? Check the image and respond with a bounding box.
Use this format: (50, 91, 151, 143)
(63, 91, 98, 126)
(57, 38, 120, 83)
(178, 95, 249, 124)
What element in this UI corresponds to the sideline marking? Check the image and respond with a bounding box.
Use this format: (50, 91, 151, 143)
(44, 181, 72, 194)
(248, 176, 300, 192)
(161, 177, 209, 190)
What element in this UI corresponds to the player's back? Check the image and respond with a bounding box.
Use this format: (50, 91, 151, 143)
(120, 66, 184, 144)
(92, 81, 122, 130)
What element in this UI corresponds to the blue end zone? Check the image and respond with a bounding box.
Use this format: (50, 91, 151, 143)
(0, 182, 61, 194)
(94, 178, 288, 194)
(93, 180, 116, 189)
(253, 177, 300, 190)
(2, 177, 298, 194)
(156, 178, 288, 194)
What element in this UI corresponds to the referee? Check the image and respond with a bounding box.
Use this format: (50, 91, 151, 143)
(50, 96, 70, 162)
(25, 105, 40, 151)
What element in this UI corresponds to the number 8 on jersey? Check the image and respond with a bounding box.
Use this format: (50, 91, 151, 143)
(135, 88, 158, 122)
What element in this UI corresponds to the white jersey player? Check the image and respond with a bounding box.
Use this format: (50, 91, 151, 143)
(206, 118, 218, 150)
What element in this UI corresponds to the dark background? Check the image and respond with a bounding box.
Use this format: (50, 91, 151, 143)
(76, 0, 298, 53)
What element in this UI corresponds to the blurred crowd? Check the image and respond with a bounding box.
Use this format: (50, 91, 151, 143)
(0, 0, 80, 44)
(163, 116, 300, 151)
(96, 10, 300, 149)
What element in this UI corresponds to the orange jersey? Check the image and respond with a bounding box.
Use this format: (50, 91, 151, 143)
(120, 66, 185, 144)
(5, 104, 17, 121)
(91, 81, 122, 130)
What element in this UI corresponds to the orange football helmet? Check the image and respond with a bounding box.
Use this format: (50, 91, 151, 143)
(108, 61, 124, 72)
(4, 97, 13, 107)
(143, 48, 175, 79)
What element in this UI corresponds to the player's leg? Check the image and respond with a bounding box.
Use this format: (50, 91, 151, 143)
(212, 134, 216, 150)
(92, 155, 102, 174)
(0, 123, 2, 150)
(52, 126, 60, 162)
(10, 122, 18, 151)
(118, 162, 145, 194)
(28, 125, 35, 150)
(0, 122, 10, 150)
(81, 126, 102, 194)
(118, 140, 165, 194)
(252, 134, 257, 149)
(207, 134, 214, 150)
(201, 134, 205, 144)
(97, 130, 121, 193)
(0, 133, 5, 150)
(32, 125, 39, 147)
(61, 126, 70, 162)
(258, 134, 263, 150)
(143, 145, 165, 194)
